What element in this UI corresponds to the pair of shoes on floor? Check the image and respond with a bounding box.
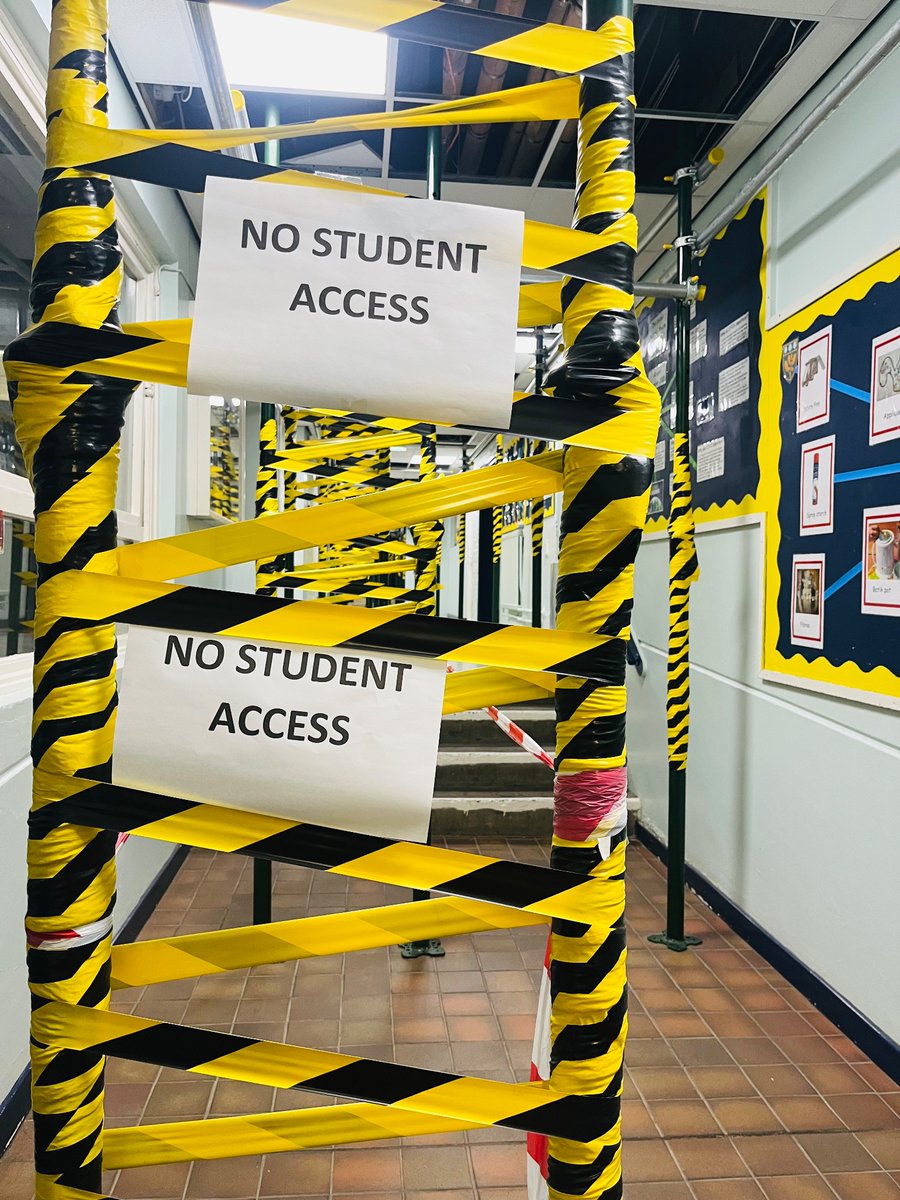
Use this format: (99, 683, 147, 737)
(399, 939, 446, 959)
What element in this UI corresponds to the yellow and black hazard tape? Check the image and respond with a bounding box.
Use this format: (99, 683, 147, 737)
(103, 1102, 477, 1169)
(6, 322, 659, 459)
(265, 557, 418, 584)
(37, 123, 638, 291)
(110, 897, 545, 989)
(255, 412, 281, 592)
(111, 451, 565, 582)
(186, 2, 633, 80)
(667, 432, 699, 767)
(274, 460, 396, 490)
(274, 579, 431, 603)
(33, 1002, 619, 1141)
(30, 773, 625, 928)
(274, 429, 421, 463)
(50, 75, 578, 162)
(37, 570, 620, 679)
(443, 666, 555, 715)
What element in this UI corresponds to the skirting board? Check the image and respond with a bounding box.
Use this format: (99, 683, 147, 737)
(0, 844, 190, 1158)
(635, 820, 900, 1085)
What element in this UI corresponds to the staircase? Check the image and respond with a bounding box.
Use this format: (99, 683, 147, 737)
(431, 702, 556, 837)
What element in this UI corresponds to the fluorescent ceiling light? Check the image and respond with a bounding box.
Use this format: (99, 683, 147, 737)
(210, 4, 388, 95)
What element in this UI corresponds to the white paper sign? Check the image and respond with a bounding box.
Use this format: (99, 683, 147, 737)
(862, 505, 900, 617)
(718, 357, 750, 411)
(799, 435, 835, 536)
(719, 311, 749, 356)
(870, 326, 900, 444)
(696, 436, 725, 482)
(690, 319, 707, 363)
(647, 306, 668, 361)
(790, 553, 825, 649)
(649, 361, 667, 390)
(797, 326, 831, 432)
(188, 177, 524, 429)
(113, 628, 446, 842)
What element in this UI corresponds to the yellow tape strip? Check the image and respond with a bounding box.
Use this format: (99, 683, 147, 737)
(113, 452, 563, 582)
(104, 1103, 478, 1169)
(49, 76, 579, 165)
(38, 570, 613, 677)
(110, 897, 545, 989)
(34, 1003, 618, 1141)
(274, 430, 422, 463)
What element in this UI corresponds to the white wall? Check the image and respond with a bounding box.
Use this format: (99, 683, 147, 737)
(628, 524, 900, 1043)
(627, 15, 900, 1045)
(767, 38, 900, 325)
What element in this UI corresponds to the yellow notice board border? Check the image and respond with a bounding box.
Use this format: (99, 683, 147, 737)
(760, 246, 900, 710)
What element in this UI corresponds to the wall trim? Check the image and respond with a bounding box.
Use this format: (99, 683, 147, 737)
(0, 844, 189, 1158)
(0, 1067, 30, 1159)
(635, 820, 900, 1084)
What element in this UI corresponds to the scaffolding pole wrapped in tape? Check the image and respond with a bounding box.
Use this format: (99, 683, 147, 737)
(0, 1, 136, 1197)
(541, 4, 661, 1198)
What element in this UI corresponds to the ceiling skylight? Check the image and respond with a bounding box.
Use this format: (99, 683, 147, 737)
(210, 4, 388, 96)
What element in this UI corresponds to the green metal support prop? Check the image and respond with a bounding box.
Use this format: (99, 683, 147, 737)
(649, 146, 722, 953)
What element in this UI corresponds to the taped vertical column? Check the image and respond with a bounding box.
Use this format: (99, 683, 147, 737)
(666, 434, 698, 767)
(543, 1, 659, 1196)
(412, 429, 442, 615)
(255, 406, 281, 594)
(2, 2, 136, 1195)
(530, 440, 548, 628)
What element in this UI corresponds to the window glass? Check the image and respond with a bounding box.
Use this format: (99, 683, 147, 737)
(116, 272, 140, 515)
(0, 514, 35, 657)
(0, 283, 29, 478)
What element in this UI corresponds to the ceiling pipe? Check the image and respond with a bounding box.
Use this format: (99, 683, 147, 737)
(695, 15, 900, 251)
(639, 14, 900, 274)
(458, 0, 527, 177)
(187, 2, 256, 158)
(496, 0, 576, 177)
(441, 0, 479, 147)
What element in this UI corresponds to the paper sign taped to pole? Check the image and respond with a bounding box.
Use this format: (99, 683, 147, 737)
(188, 177, 524, 429)
(113, 628, 445, 842)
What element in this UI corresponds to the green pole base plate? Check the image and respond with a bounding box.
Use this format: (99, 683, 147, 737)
(647, 932, 703, 953)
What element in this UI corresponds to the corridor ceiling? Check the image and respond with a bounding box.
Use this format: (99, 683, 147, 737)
(108, 0, 892, 276)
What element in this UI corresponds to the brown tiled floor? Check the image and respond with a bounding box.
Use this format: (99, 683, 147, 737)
(2, 841, 898, 1198)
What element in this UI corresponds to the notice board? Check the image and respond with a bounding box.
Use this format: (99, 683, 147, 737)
(638, 194, 766, 531)
(761, 246, 900, 708)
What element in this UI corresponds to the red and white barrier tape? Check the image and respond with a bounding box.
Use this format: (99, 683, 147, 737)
(445, 665, 555, 770)
(484, 701, 555, 770)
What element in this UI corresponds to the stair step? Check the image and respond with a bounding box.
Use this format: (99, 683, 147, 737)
(439, 709, 556, 749)
(431, 794, 553, 837)
(435, 749, 553, 794)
